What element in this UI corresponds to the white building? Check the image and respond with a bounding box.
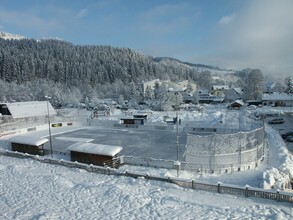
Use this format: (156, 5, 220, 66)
(197, 89, 224, 104)
(140, 79, 197, 101)
(0, 101, 56, 119)
(262, 93, 293, 107)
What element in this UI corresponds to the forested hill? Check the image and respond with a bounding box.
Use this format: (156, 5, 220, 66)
(0, 38, 201, 87)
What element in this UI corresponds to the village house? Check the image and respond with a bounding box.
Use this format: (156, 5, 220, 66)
(262, 93, 293, 107)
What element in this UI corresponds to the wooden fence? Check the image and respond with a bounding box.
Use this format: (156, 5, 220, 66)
(1, 149, 292, 204)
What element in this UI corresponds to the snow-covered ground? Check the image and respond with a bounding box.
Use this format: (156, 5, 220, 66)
(0, 156, 292, 219)
(0, 105, 293, 219)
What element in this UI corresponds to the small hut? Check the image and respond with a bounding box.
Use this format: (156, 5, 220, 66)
(9, 135, 48, 156)
(67, 142, 123, 166)
(120, 117, 145, 125)
(228, 100, 245, 110)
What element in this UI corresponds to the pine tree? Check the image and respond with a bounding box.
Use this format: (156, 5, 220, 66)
(285, 77, 293, 93)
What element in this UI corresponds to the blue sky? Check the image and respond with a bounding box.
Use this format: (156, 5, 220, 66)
(0, 0, 292, 76)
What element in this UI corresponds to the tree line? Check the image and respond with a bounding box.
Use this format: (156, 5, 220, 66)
(0, 38, 291, 108)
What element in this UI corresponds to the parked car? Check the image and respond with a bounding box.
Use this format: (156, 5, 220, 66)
(268, 118, 285, 124)
(286, 135, 293, 142)
(281, 131, 293, 139)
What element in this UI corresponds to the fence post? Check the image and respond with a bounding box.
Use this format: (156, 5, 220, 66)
(217, 182, 221, 193)
(245, 186, 249, 197)
(89, 164, 93, 172)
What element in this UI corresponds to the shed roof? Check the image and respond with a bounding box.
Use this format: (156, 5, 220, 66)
(133, 113, 148, 116)
(9, 135, 49, 146)
(0, 101, 56, 119)
(68, 143, 123, 157)
(120, 117, 144, 120)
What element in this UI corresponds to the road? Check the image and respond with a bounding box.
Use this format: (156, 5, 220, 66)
(265, 114, 293, 152)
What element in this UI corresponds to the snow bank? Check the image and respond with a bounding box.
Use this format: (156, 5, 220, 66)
(261, 126, 293, 190)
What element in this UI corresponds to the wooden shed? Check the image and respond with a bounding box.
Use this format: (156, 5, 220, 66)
(120, 117, 145, 125)
(228, 100, 245, 110)
(9, 135, 48, 156)
(67, 142, 123, 166)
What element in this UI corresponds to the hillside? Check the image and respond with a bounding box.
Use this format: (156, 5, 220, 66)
(154, 57, 235, 74)
(0, 32, 237, 86)
(0, 35, 202, 85)
(0, 32, 241, 105)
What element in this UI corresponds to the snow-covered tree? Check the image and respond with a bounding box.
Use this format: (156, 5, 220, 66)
(198, 71, 212, 90)
(117, 94, 124, 106)
(285, 77, 293, 93)
(186, 80, 193, 93)
(243, 69, 264, 100)
(144, 85, 153, 101)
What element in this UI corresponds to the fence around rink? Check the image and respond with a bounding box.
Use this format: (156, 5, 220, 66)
(1, 149, 292, 204)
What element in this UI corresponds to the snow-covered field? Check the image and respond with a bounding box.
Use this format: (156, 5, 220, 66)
(1, 105, 293, 219)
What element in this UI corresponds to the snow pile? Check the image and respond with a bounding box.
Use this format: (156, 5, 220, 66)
(261, 126, 293, 190)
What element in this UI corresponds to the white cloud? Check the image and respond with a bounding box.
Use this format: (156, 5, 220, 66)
(218, 13, 236, 25)
(77, 8, 88, 18)
(205, 0, 293, 76)
(139, 3, 199, 34)
(0, 5, 85, 38)
(0, 7, 61, 36)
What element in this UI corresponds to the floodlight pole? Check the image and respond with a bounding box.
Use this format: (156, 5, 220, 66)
(45, 96, 53, 158)
(175, 92, 180, 178)
(168, 89, 184, 178)
(175, 92, 179, 161)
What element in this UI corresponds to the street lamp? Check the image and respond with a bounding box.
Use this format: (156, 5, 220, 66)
(168, 88, 185, 177)
(45, 96, 53, 158)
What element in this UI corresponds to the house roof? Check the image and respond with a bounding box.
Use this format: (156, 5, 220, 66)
(262, 93, 293, 101)
(67, 142, 123, 157)
(212, 85, 229, 90)
(0, 101, 56, 119)
(230, 100, 245, 106)
(233, 87, 243, 95)
(9, 135, 49, 146)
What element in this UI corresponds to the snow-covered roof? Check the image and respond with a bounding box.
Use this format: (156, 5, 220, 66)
(9, 135, 48, 146)
(0, 101, 56, 119)
(233, 87, 243, 95)
(212, 85, 229, 90)
(230, 100, 245, 106)
(265, 81, 276, 89)
(68, 143, 122, 157)
(262, 93, 293, 101)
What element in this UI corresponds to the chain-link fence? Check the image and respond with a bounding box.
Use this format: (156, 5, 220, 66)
(185, 126, 265, 173)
